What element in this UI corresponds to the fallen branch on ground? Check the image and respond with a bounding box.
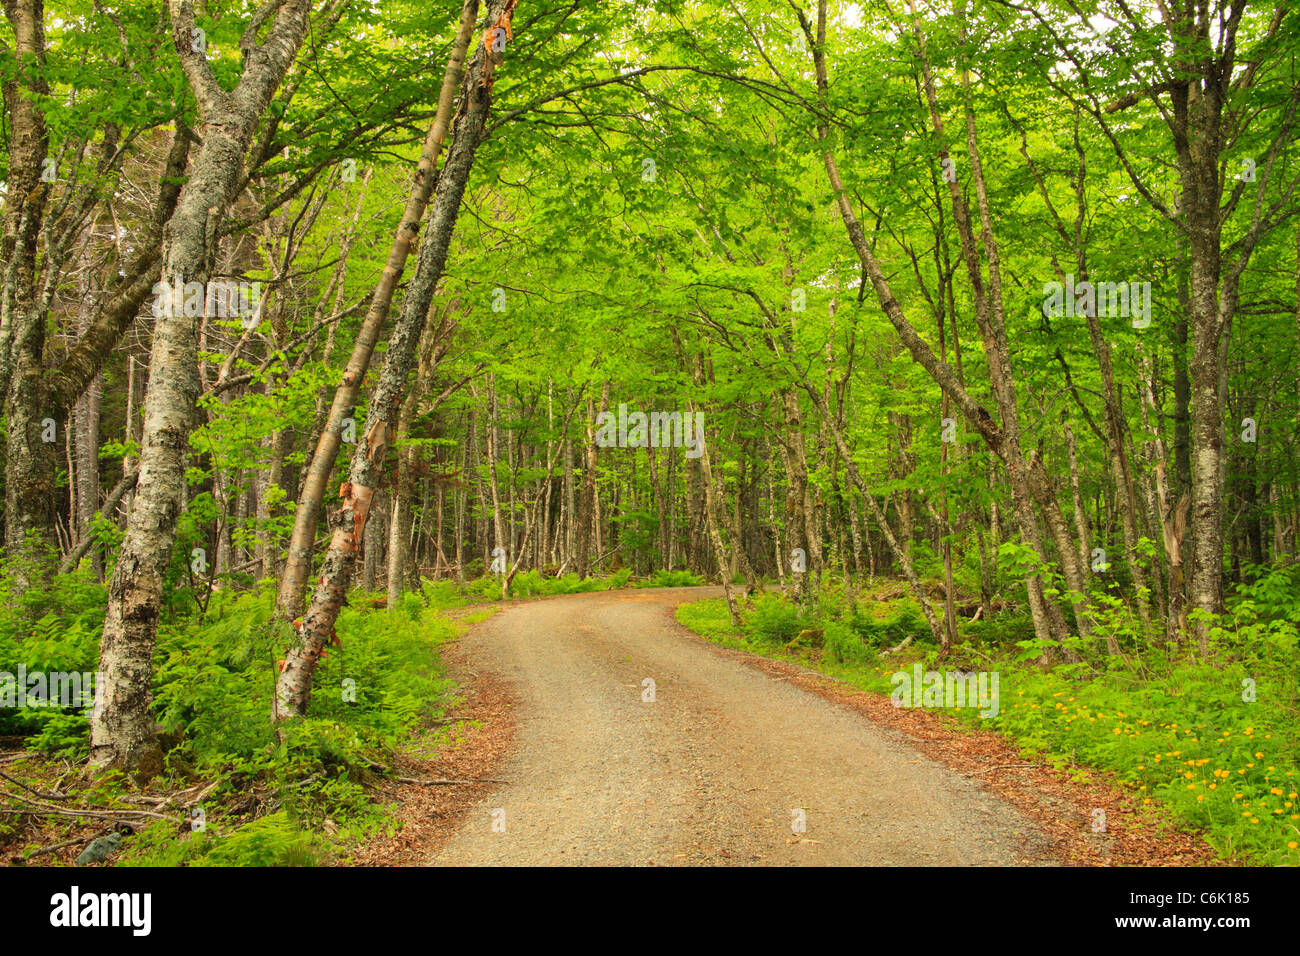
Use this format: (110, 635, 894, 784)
(0, 790, 175, 822)
(0, 770, 72, 800)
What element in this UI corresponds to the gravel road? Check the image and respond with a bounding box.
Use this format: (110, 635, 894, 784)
(429, 587, 1058, 866)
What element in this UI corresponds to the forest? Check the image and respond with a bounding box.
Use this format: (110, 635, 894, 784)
(1, 0, 1298, 871)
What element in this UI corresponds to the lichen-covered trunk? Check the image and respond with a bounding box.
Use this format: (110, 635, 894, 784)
(361, 489, 387, 591)
(90, 0, 312, 771)
(72, 277, 104, 574)
(275, 0, 512, 718)
(91, 187, 217, 770)
(274, 0, 480, 622)
(1187, 228, 1227, 652)
(779, 389, 818, 602)
(695, 410, 741, 626)
(1, 0, 55, 586)
(386, 390, 420, 605)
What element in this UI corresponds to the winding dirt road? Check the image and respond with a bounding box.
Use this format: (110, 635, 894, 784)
(429, 587, 1059, 866)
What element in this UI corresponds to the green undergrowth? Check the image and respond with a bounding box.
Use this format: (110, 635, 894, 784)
(676, 566, 1300, 866)
(457, 566, 705, 601)
(0, 570, 475, 866)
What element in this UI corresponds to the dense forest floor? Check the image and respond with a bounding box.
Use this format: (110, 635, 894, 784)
(2, 572, 1293, 867)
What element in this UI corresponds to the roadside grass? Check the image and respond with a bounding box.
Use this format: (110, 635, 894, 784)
(676, 569, 1300, 867)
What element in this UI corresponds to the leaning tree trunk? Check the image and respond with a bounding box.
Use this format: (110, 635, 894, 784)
(275, 0, 480, 623)
(800, 0, 1066, 648)
(275, 0, 516, 718)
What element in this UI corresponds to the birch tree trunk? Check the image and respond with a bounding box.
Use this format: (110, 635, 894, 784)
(72, 273, 104, 577)
(275, 0, 515, 718)
(91, 0, 313, 771)
(694, 407, 741, 626)
(274, 0, 480, 622)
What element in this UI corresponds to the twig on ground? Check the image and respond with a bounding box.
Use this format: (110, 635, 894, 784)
(0, 770, 72, 800)
(0, 789, 174, 822)
(965, 764, 1038, 775)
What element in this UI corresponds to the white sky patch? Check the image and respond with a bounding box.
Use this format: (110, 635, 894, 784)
(1088, 14, 1118, 35)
